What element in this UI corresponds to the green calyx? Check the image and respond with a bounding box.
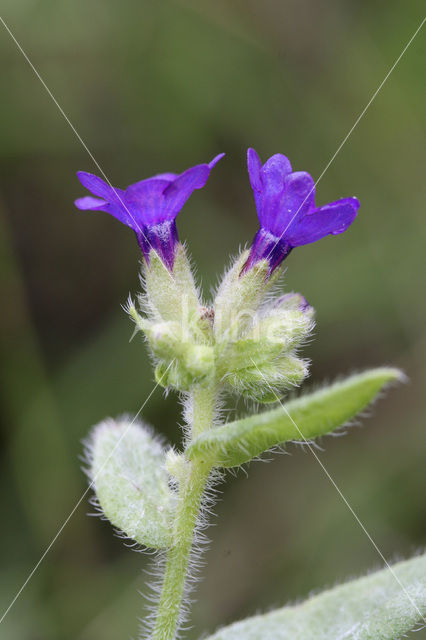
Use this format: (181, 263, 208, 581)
(213, 251, 271, 341)
(154, 345, 215, 391)
(143, 244, 200, 323)
(129, 248, 314, 399)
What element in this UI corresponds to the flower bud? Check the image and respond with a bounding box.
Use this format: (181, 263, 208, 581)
(216, 337, 282, 378)
(226, 354, 308, 403)
(274, 292, 314, 317)
(155, 361, 193, 391)
(154, 343, 215, 392)
(143, 321, 184, 360)
(183, 345, 215, 380)
(252, 307, 314, 351)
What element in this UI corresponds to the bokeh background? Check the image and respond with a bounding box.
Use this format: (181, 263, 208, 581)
(0, 1, 425, 638)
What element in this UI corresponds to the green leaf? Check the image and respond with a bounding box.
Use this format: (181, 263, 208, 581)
(203, 553, 426, 639)
(187, 368, 404, 468)
(88, 419, 176, 548)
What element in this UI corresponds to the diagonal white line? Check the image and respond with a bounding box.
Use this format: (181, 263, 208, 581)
(0, 360, 174, 625)
(249, 357, 426, 622)
(0, 15, 174, 281)
(263, 15, 425, 263)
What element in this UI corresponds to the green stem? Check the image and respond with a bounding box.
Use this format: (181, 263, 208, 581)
(191, 383, 217, 438)
(152, 385, 216, 640)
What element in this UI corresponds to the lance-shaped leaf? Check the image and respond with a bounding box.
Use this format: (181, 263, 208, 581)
(202, 553, 426, 639)
(87, 419, 176, 548)
(187, 368, 403, 468)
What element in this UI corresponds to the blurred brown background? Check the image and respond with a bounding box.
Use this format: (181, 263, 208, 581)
(0, 1, 425, 638)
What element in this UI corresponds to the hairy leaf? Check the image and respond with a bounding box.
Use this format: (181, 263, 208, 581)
(88, 419, 176, 548)
(187, 368, 403, 467)
(203, 554, 426, 639)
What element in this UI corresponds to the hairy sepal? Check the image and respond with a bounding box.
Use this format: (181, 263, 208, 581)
(253, 307, 314, 350)
(87, 418, 176, 548)
(155, 345, 215, 391)
(143, 320, 185, 359)
(213, 252, 272, 341)
(187, 368, 404, 467)
(143, 244, 200, 323)
(202, 553, 426, 639)
(213, 255, 312, 401)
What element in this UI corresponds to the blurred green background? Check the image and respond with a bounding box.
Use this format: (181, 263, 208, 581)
(0, 1, 425, 638)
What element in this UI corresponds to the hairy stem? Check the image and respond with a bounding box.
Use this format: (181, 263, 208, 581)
(152, 385, 215, 640)
(191, 383, 217, 438)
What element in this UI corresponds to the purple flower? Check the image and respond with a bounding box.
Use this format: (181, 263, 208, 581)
(75, 154, 224, 270)
(244, 148, 360, 273)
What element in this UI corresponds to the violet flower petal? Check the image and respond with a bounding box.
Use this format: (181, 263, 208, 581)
(264, 171, 315, 235)
(76, 171, 136, 228)
(152, 172, 178, 180)
(287, 197, 360, 246)
(77, 171, 115, 201)
(259, 153, 292, 190)
(162, 153, 225, 219)
(162, 165, 210, 217)
(209, 153, 226, 169)
(247, 148, 263, 211)
(247, 150, 294, 232)
(74, 196, 107, 210)
(259, 155, 293, 221)
(124, 178, 171, 224)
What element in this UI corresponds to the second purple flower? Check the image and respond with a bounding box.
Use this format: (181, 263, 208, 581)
(244, 148, 360, 274)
